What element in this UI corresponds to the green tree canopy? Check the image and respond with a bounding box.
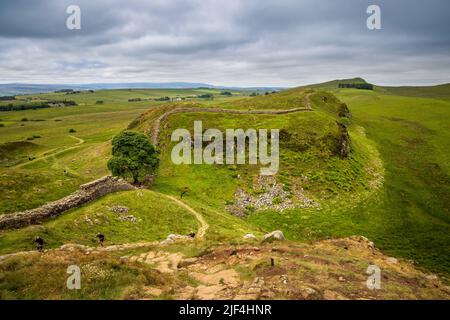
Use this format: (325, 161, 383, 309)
(107, 131, 159, 184)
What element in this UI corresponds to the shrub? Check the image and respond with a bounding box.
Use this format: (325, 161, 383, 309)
(69, 129, 76, 133)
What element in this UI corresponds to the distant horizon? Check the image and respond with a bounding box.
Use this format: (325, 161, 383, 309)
(1, 77, 449, 89)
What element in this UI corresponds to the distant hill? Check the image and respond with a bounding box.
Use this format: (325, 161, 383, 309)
(299, 77, 369, 89)
(380, 83, 450, 101)
(300, 77, 450, 101)
(0, 82, 285, 96)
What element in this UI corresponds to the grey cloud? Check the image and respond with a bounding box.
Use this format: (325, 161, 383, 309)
(0, 0, 449, 86)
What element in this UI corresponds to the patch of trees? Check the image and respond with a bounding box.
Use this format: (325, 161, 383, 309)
(220, 91, 232, 96)
(338, 83, 373, 90)
(197, 94, 214, 99)
(0, 96, 16, 101)
(107, 131, 159, 184)
(154, 96, 170, 101)
(0, 102, 50, 112)
(55, 89, 74, 93)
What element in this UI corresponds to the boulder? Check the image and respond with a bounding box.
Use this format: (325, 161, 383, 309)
(263, 230, 285, 242)
(243, 233, 257, 240)
(160, 234, 193, 245)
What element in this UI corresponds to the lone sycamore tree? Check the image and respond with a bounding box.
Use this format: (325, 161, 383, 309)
(107, 131, 159, 184)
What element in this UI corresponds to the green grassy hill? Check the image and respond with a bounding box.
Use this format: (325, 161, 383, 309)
(380, 83, 450, 101)
(0, 82, 449, 295)
(130, 85, 450, 275)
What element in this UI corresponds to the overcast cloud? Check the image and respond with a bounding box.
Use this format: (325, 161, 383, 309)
(0, 0, 449, 86)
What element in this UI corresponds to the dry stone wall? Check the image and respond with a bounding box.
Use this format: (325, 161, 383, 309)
(0, 176, 135, 230)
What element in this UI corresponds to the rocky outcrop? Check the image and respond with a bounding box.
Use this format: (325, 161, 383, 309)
(0, 176, 135, 230)
(335, 122, 351, 158)
(227, 175, 320, 217)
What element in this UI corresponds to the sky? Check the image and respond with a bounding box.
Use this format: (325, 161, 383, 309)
(0, 0, 449, 87)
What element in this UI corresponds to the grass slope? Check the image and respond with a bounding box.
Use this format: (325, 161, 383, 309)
(0, 190, 199, 255)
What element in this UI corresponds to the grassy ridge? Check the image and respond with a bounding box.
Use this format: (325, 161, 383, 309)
(0, 190, 199, 254)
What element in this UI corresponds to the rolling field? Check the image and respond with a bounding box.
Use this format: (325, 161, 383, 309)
(0, 88, 244, 214)
(0, 82, 449, 300)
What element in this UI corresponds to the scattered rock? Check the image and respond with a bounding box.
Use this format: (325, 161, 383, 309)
(177, 257, 198, 269)
(191, 269, 240, 286)
(117, 215, 137, 223)
(60, 243, 88, 251)
(323, 290, 348, 300)
(299, 286, 320, 300)
(160, 234, 193, 245)
(426, 274, 438, 281)
(109, 206, 129, 214)
(263, 230, 285, 242)
(227, 176, 319, 217)
(243, 233, 257, 240)
(386, 257, 398, 264)
(143, 287, 162, 297)
(195, 284, 227, 300)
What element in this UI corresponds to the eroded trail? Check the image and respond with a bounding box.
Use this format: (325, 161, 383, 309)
(161, 194, 209, 239)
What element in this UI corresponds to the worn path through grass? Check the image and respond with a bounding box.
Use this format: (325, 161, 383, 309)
(13, 135, 85, 169)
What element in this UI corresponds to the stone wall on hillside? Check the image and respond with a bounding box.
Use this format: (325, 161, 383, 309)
(0, 176, 136, 230)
